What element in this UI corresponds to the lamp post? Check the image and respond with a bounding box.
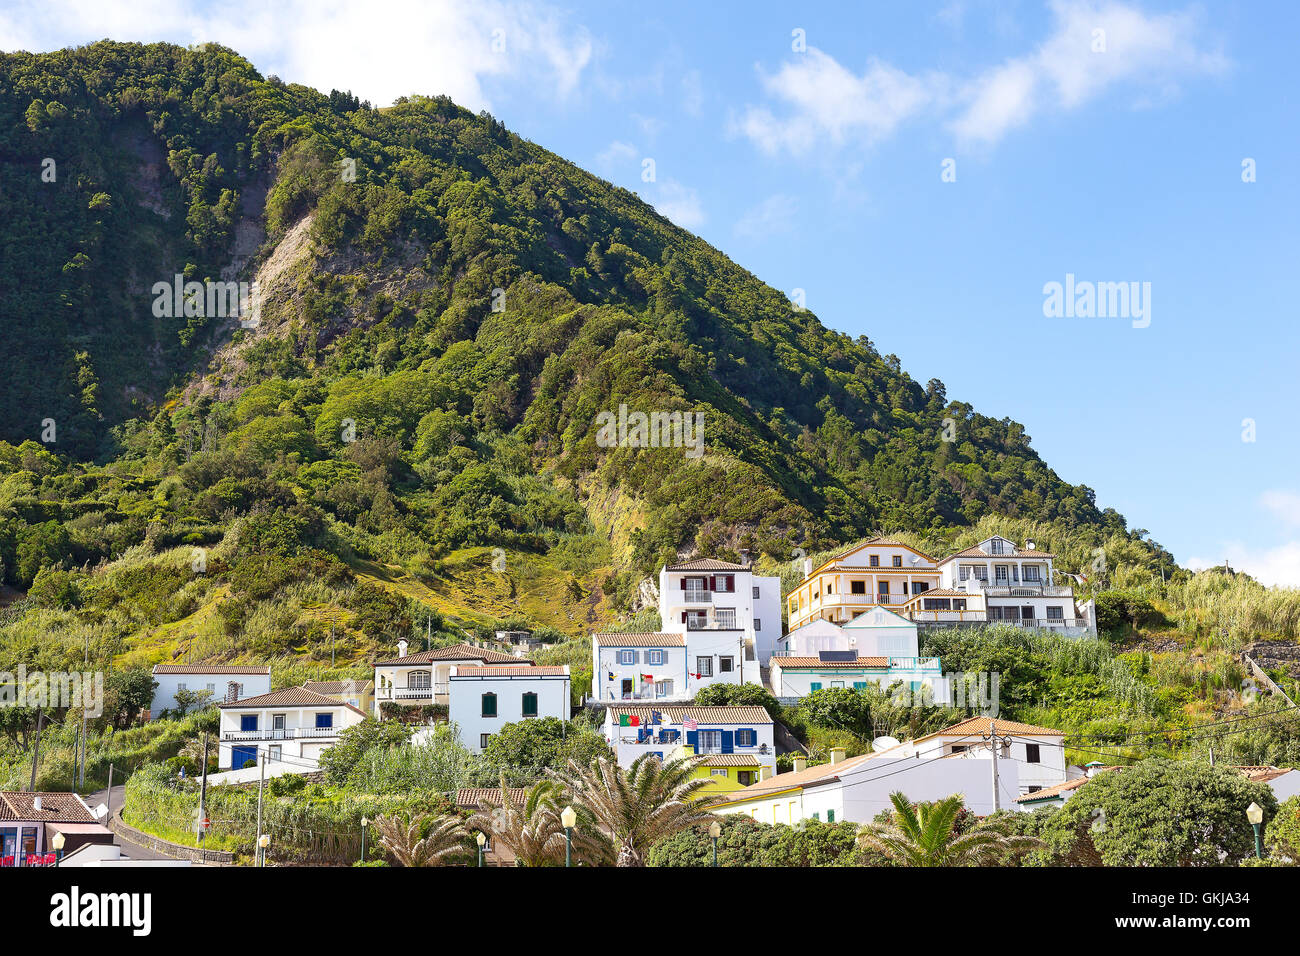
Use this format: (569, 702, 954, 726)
(1247, 802, 1265, 859)
(360, 816, 369, 864)
(257, 833, 270, 868)
(476, 830, 486, 867)
(51, 832, 65, 868)
(708, 820, 722, 867)
(561, 805, 577, 867)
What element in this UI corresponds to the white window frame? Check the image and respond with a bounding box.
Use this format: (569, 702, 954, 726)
(647, 649, 664, 666)
(696, 657, 713, 677)
(618, 649, 635, 665)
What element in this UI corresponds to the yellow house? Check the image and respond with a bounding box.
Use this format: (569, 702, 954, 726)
(786, 538, 942, 630)
(673, 744, 765, 799)
(302, 680, 374, 714)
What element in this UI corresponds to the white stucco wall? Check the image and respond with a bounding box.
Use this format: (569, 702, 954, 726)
(449, 668, 571, 752)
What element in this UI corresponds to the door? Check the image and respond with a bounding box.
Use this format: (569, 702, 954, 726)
(621, 679, 633, 699)
(231, 746, 257, 770)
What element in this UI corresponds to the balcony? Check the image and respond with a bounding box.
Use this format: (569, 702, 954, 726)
(222, 726, 340, 742)
(886, 657, 943, 672)
(376, 684, 447, 702)
(980, 585, 1073, 598)
(681, 590, 712, 604)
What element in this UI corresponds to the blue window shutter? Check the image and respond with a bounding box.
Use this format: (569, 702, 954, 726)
(853, 682, 867, 690)
(810, 682, 822, 692)
(316, 712, 333, 728)
(686, 730, 698, 749)
(721, 731, 734, 754)
(241, 714, 258, 731)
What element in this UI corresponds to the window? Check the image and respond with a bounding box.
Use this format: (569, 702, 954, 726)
(738, 771, 755, 786)
(951, 745, 967, 753)
(954, 599, 967, 610)
(914, 582, 929, 594)
(754, 618, 762, 632)
(852, 682, 868, 690)
(869, 555, 879, 567)
(990, 538, 1005, 555)
(877, 580, 890, 595)
(656, 680, 673, 698)
(716, 608, 737, 628)
(892, 555, 902, 567)
(753, 586, 761, 599)
(696, 657, 713, 677)
(621, 679, 634, 698)
(269, 745, 282, 761)
(410, 670, 430, 689)
(826, 810, 835, 822)
(1046, 606, 1064, 620)
(1024, 566, 1041, 582)
(240, 714, 259, 732)
(809, 682, 822, 692)
(272, 714, 286, 731)
(618, 649, 635, 665)
(480, 734, 492, 749)
(1025, 743, 1041, 763)
(715, 575, 733, 592)
(481, 692, 498, 717)
(647, 649, 664, 665)
(699, 730, 723, 752)
(205, 683, 216, 695)
(850, 580, 866, 594)
(995, 565, 1009, 584)
(811, 811, 819, 821)
(710, 769, 729, 777)
(177, 682, 188, 693)
(1027, 785, 1042, 794)
(830, 680, 845, 689)
(719, 656, 734, 673)
(315, 713, 333, 729)
(737, 729, 756, 747)
(974, 566, 988, 581)
(959, 565, 970, 581)
(825, 582, 833, 594)
(521, 692, 538, 717)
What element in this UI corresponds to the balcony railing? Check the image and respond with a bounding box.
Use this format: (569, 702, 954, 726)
(222, 726, 340, 742)
(886, 657, 943, 671)
(376, 684, 448, 701)
(981, 585, 1073, 597)
(681, 591, 712, 604)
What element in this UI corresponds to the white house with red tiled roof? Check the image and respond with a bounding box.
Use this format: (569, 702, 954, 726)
(659, 556, 783, 665)
(217, 687, 366, 770)
(591, 632, 690, 703)
(787, 539, 943, 631)
(449, 665, 571, 752)
(938, 535, 1095, 634)
(150, 663, 270, 718)
(372, 641, 532, 714)
(0, 791, 112, 867)
(601, 704, 776, 776)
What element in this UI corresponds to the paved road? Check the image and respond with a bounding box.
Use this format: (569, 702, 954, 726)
(84, 784, 181, 862)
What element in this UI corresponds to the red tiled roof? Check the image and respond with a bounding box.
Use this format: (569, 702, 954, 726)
(606, 704, 772, 725)
(456, 788, 529, 808)
(592, 632, 686, 647)
(452, 666, 569, 677)
(373, 643, 524, 667)
(302, 680, 372, 696)
(153, 664, 270, 675)
(915, 716, 1064, 742)
(770, 656, 889, 669)
(666, 558, 748, 571)
(0, 791, 96, 823)
(217, 687, 368, 717)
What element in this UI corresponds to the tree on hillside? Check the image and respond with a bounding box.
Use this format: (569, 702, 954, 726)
(373, 812, 469, 867)
(1043, 760, 1277, 866)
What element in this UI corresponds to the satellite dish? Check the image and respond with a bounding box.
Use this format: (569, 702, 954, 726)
(872, 736, 901, 752)
(92, 803, 109, 820)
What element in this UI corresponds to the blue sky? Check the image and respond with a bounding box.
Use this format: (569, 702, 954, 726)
(3, 1, 1297, 583)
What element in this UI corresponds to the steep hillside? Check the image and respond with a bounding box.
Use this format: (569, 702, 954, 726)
(0, 40, 1184, 678)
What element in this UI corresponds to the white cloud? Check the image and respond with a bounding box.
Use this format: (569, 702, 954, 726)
(596, 140, 639, 172)
(0, 0, 594, 111)
(734, 49, 943, 156)
(734, 1, 1227, 156)
(733, 193, 799, 240)
(1260, 490, 1300, 530)
(681, 68, 704, 116)
(653, 179, 705, 229)
(1188, 542, 1300, 589)
(951, 0, 1228, 145)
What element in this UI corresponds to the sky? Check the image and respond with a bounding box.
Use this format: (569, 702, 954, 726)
(2, 0, 1297, 584)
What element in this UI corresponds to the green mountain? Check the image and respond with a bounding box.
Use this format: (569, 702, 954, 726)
(0, 41, 1179, 674)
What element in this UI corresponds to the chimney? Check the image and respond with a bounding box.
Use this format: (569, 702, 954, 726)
(760, 766, 774, 781)
(792, 756, 807, 773)
(397, 639, 408, 658)
(829, 747, 845, 765)
(739, 548, 751, 567)
(33, 796, 42, 812)
(803, 557, 812, 577)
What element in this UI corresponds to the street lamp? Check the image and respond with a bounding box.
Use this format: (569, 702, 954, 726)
(51, 832, 65, 868)
(1246, 802, 1265, 859)
(360, 816, 369, 864)
(257, 833, 271, 868)
(561, 805, 577, 867)
(708, 820, 722, 867)
(475, 830, 486, 867)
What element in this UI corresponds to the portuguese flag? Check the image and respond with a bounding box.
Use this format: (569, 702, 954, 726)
(618, 714, 641, 727)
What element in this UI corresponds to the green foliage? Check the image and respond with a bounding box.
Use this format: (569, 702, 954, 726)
(649, 814, 870, 867)
(479, 717, 610, 779)
(1043, 761, 1277, 866)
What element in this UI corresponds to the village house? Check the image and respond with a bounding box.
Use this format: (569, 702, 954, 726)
(217, 687, 367, 770)
(600, 704, 776, 778)
(372, 641, 529, 714)
(456, 788, 527, 865)
(149, 663, 271, 717)
(591, 632, 689, 702)
(786, 539, 943, 630)
(707, 717, 1071, 823)
(449, 665, 572, 752)
(658, 556, 783, 664)
(937, 535, 1096, 634)
(0, 791, 113, 867)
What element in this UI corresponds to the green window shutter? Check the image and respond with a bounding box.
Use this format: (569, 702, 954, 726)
(827, 810, 835, 822)
(522, 692, 538, 717)
(482, 692, 497, 717)
(810, 682, 822, 692)
(852, 682, 867, 690)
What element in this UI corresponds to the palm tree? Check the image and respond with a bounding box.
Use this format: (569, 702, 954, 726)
(552, 753, 711, 867)
(856, 791, 1042, 866)
(373, 812, 470, 867)
(469, 777, 569, 867)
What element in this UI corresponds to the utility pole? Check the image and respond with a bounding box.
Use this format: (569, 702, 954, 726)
(982, 718, 1010, 813)
(255, 751, 266, 867)
(197, 736, 210, 846)
(80, 632, 89, 789)
(106, 764, 114, 821)
(28, 707, 43, 791)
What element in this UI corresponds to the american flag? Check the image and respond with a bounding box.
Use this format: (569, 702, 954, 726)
(682, 718, 698, 731)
